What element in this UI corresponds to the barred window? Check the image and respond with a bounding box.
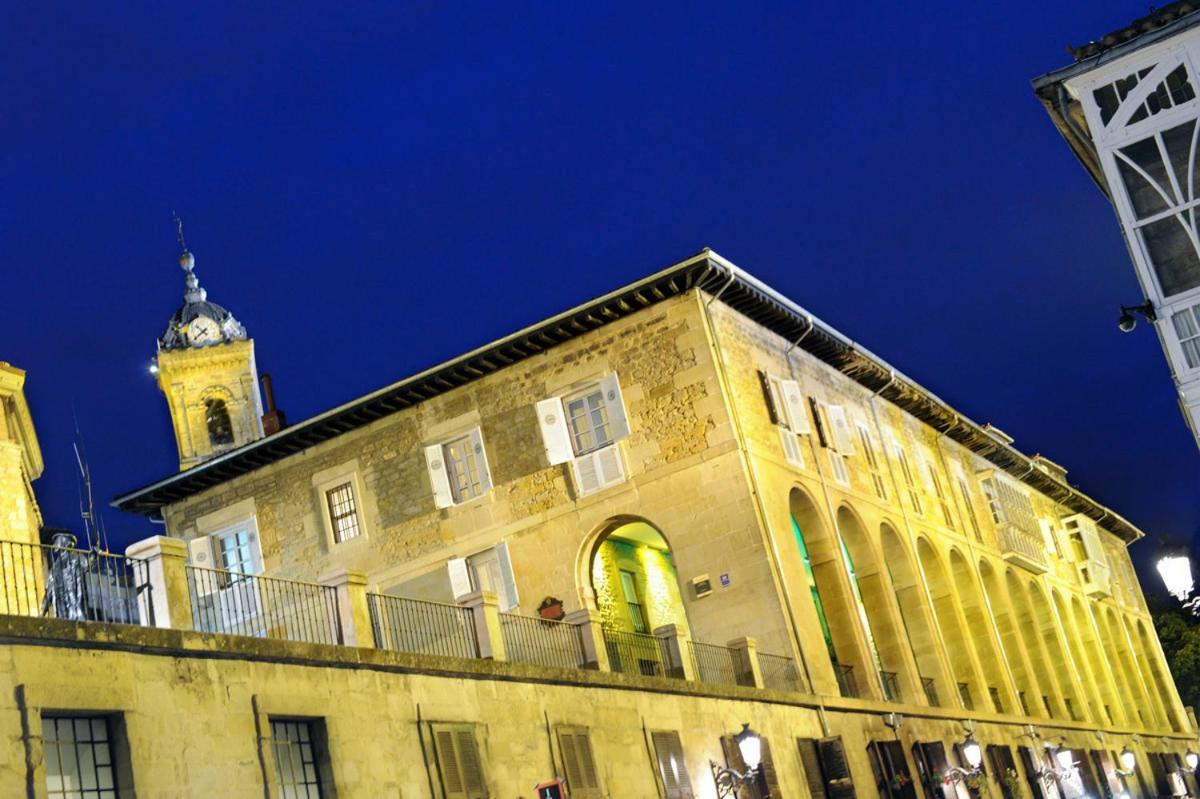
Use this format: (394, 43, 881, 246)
(271, 719, 326, 799)
(43, 715, 119, 799)
(325, 482, 361, 543)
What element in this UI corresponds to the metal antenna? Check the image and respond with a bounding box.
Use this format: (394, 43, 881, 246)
(70, 406, 109, 553)
(174, 211, 187, 253)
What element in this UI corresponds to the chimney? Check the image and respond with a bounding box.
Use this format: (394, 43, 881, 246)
(260, 373, 287, 435)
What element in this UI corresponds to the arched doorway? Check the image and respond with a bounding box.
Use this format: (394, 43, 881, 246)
(790, 488, 871, 697)
(880, 523, 948, 706)
(588, 519, 687, 636)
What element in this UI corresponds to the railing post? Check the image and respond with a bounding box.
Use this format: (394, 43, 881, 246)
(318, 568, 372, 647)
(653, 624, 696, 681)
(125, 535, 192, 631)
(459, 590, 506, 661)
(564, 608, 610, 671)
(728, 637, 763, 688)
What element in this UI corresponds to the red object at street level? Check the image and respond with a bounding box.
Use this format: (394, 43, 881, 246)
(534, 778, 568, 798)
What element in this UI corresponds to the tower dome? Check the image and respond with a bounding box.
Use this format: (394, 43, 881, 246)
(158, 249, 248, 351)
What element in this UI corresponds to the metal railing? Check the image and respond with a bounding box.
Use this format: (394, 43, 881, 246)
(922, 676, 939, 706)
(690, 640, 752, 687)
(880, 670, 900, 701)
(186, 566, 341, 645)
(499, 612, 586, 669)
(0, 539, 152, 625)
(758, 651, 802, 692)
(368, 593, 478, 659)
(836, 663, 859, 698)
(603, 627, 674, 678)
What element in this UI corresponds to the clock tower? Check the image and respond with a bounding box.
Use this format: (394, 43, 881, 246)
(154, 246, 264, 470)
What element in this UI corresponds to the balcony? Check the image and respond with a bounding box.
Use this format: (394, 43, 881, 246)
(1078, 560, 1112, 598)
(996, 523, 1048, 574)
(0, 535, 824, 703)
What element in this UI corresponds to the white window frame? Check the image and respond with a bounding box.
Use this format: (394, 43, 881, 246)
(188, 517, 263, 579)
(537, 373, 629, 497)
(827, 449, 850, 486)
(447, 540, 519, 611)
(426, 426, 493, 509)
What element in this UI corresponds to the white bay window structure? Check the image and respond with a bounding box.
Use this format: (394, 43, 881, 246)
(1035, 10, 1200, 448)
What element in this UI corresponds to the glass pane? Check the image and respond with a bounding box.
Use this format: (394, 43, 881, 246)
(1142, 214, 1200, 296)
(1164, 121, 1198, 201)
(1173, 308, 1198, 339)
(1119, 137, 1173, 217)
(1182, 338, 1200, 369)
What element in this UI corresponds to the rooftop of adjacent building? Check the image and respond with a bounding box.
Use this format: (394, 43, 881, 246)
(111, 249, 1146, 543)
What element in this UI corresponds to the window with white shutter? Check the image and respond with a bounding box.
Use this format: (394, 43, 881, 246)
(556, 727, 601, 799)
(431, 723, 487, 799)
(448, 543, 520, 611)
(539, 374, 629, 496)
(828, 449, 850, 485)
(760, 370, 811, 467)
(825, 405, 856, 455)
(427, 427, 493, 508)
(650, 731, 694, 799)
(892, 444, 923, 515)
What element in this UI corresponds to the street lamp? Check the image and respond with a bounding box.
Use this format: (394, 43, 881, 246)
(711, 724, 764, 798)
(1158, 555, 1194, 602)
(1117, 747, 1137, 776)
(1186, 752, 1199, 771)
(945, 733, 984, 785)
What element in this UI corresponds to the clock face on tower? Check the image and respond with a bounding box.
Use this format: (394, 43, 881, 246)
(187, 317, 221, 345)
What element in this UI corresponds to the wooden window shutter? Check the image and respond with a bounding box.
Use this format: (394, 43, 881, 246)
(556, 728, 600, 798)
(798, 738, 829, 799)
(818, 736, 858, 799)
(599, 372, 630, 441)
(447, 558, 472, 599)
(432, 726, 467, 799)
(187, 536, 218, 596)
(536, 397, 574, 465)
(651, 731, 694, 799)
(425, 443, 455, 509)
(455, 727, 486, 798)
(781, 379, 812, 434)
(868, 742, 889, 797)
(758, 370, 781, 425)
(494, 541, 519, 611)
(826, 405, 857, 455)
(469, 426, 493, 494)
(809, 397, 831, 448)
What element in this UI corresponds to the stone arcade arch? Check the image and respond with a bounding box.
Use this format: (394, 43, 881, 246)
(1133, 617, 1182, 731)
(835, 505, 920, 702)
(1050, 588, 1105, 724)
(916, 538, 983, 710)
(1004, 568, 1065, 719)
(1096, 605, 1145, 724)
(1068, 596, 1123, 725)
(879, 523, 951, 706)
(947, 548, 1015, 713)
(1025, 581, 1086, 721)
(582, 516, 689, 637)
(978, 558, 1043, 717)
(789, 488, 873, 697)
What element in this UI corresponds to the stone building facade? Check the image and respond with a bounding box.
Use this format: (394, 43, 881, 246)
(80, 249, 1196, 797)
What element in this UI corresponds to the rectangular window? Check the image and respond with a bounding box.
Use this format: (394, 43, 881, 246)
(556, 727, 601, 799)
(619, 570, 647, 633)
(431, 724, 487, 799)
(426, 427, 493, 508)
(325, 482, 361, 543)
(650, 731, 694, 799)
(444, 433, 485, 503)
(1172, 303, 1200, 369)
(43, 715, 120, 799)
(894, 446, 923, 515)
(270, 719, 329, 799)
(566, 387, 613, 456)
(460, 544, 519, 611)
(798, 736, 857, 799)
(206, 520, 264, 584)
(857, 426, 887, 500)
(928, 467, 955, 530)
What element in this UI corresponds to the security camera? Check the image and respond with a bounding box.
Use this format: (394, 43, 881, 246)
(1118, 311, 1137, 333)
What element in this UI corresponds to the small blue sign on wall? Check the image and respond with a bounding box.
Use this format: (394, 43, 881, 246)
(719, 572, 731, 588)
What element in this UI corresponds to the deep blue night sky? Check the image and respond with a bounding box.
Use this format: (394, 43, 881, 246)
(3, 3, 1195, 586)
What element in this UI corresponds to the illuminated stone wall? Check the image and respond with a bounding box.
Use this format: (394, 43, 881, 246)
(591, 536, 687, 633)
(0, 363, 43, 614)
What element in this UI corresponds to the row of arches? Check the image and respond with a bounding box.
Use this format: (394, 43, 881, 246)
(786, 485, 1184, 731)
